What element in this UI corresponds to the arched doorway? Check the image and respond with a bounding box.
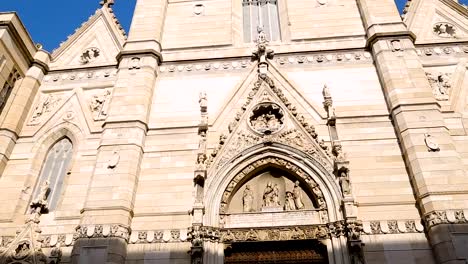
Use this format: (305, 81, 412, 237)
(201, 149, 349, 264)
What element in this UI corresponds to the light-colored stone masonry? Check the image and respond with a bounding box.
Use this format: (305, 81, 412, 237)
(0, 0, 468, 263)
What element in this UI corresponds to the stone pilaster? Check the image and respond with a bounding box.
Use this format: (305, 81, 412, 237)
(122, 0, 167, 59)
(358, 0, 468, 262)
(76, 2, 166, 263)
(0, 50, 48, 176)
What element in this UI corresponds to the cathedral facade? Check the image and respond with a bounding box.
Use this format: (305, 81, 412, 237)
(0, 0, 468, 263)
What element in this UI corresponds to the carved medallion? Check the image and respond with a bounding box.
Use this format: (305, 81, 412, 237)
(249, 103, 284, 134)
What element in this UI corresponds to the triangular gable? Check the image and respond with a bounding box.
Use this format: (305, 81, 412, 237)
(49, 7, 126, 70)
(0, 223, 47, 263)
(404, 0, 468, 44)
(207, 65, 334, 175)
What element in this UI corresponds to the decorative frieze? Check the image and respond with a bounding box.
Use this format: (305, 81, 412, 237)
(159, 60, 253, 73)
(362, 220, 425, 234)
(275, 52, 372, 66)
(43, 68, 118, 83)
(159, 51, 373, 74)
(129, 229, 189, 244)
(424, 209, 468, 229)
(416, 45, 468, 56)
(74, 224, 130, 242)
(220, 225, 329, 243)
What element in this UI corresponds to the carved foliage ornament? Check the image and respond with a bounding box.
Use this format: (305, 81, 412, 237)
(220, 156, 327, 214)
(424, 210, 468, 229)
(220, 225, 329, 243)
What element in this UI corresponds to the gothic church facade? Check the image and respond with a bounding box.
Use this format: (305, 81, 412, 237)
(0, 0, 468, 263)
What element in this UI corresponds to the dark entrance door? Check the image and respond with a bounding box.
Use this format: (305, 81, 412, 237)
(224, 240, 328, 264)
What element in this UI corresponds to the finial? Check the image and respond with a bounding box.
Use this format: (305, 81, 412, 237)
(100, 0, 115, 8)
(252, 27, 274, 76)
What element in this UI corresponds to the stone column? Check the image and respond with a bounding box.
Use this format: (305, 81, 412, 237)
(357, 0, 468, 263)
(0, 50, 48, 176)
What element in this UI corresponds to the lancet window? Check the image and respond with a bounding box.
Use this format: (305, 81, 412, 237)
(31, 138, 73, 211)
(0, 68, 21, 114)
(243, 0, 281, 42)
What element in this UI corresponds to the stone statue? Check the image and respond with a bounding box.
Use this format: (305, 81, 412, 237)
(27, 206, 42, 224)
(272, 183, 280, 206)
(262, 182, 275, 207)
(195, 153, 207, 171)
(284, 191, 296, 211)
(198, 131, 207, 151)
(293, 181, 304, 209)
(242, 185, 254, 212)
(35, 180, 50, 204)
(199, 91, 207, 112)
(339, 171, 351, 195)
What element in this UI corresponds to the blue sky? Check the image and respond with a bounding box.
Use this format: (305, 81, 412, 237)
(0, 0, 465, 52)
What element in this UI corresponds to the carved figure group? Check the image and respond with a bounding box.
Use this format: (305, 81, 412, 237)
(433, 23, 456, 38)
(30, 94, 61, 124)
(262, 182, 280, 207)
(89, 90, 111, 120)
(80, 47, 100, 64)
(251, 111, 281, 133)
(426, 72, 451, 101)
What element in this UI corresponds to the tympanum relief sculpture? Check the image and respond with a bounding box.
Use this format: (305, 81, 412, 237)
(425, 71, 451, 101)
(232, 171, 316, 214)
(249, 103, 284, 134)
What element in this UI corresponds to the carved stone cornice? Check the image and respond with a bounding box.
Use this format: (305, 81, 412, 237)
(74, 224, 130, 242)
(424, 209, 468, 230)
(220, 225, 329, 243)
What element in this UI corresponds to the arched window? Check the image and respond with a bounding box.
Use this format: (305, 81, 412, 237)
(243, 0, 281, 42)
(31, 137, 73, 211)
(0, 68, 21, 114)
